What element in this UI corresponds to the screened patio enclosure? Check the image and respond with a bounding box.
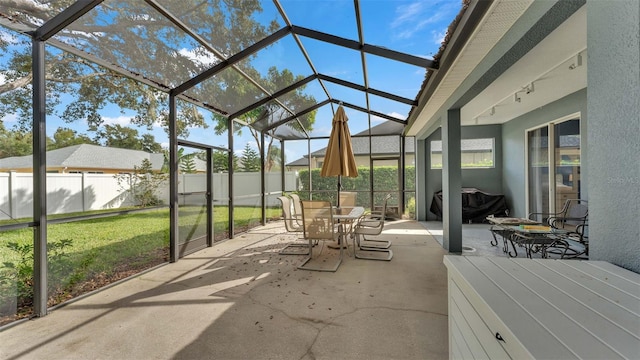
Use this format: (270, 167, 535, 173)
(0, 0, 456, 322)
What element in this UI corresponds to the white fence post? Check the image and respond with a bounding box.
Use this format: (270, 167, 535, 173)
(82, 172, 87, 212)
(9, 171, 17, 220)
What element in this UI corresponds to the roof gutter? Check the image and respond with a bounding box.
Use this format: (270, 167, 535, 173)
(405, 0, 493, 135)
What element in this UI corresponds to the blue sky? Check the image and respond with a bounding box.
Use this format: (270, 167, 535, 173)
(0, 0, 462, 163)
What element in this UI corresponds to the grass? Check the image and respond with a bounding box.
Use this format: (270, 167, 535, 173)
(1, 206, 281, 259)
(0, 205, 282, 324)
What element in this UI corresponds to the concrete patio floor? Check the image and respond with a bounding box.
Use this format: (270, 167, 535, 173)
(0, 219, 485, 360)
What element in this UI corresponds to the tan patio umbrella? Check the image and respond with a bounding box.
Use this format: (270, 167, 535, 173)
(321, 105, 358, 207)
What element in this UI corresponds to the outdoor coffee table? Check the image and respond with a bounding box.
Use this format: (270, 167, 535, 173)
(486, 216, 567, 258)
(502, 225, 569, 258)
(486, 216, 539, 253)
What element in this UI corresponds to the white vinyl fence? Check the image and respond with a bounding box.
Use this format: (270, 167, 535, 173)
(0, 171, 297, 221)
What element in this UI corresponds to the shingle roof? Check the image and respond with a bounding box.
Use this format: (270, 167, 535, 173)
(0, 144, 168, 171)
(286, 157, 310, 167)
(287, 122, 415, 167)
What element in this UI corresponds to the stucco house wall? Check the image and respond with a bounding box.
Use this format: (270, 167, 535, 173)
(586, 0, 640, 272)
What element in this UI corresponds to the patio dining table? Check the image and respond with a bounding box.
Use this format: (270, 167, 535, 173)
(487, 216, 568, 258)
(328, 206, 365, 249)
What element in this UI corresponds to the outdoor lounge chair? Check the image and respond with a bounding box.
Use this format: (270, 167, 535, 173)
(299, 200, 343, 271)
(351, 194, 393, 261)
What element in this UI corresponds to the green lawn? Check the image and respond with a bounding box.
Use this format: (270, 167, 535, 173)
(0, 205, 282, 323)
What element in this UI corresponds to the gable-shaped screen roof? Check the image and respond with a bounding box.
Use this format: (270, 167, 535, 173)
(0, 1, 467, 142)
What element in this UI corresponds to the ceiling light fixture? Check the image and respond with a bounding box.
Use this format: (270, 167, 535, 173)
(569, 52, 583, 70)
(480, 49, 585, 123)
(524, 82, 535, 94)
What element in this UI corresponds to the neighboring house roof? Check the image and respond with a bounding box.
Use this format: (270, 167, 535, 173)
(286, 122, 415, 167)
(0, 144, 171, 171)
(286, 157, 310, 167)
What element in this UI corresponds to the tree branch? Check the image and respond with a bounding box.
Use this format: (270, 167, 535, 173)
(0, 74, 31, 93)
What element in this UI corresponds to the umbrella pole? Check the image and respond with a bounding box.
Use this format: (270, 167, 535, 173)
(337, 175, 342, 207)
(337, 128, 342, 208)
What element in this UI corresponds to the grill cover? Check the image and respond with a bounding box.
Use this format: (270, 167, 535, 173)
(430, 188, 508, 223)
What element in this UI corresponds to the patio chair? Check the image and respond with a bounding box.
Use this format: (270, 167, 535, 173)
(289, 193, 304, 224)
(557, 223, 589, 259)
(277, 196, 308, 255)
(351, 194, 393, 261)
(339, 191, 357, 207)
(299, 200, 343, 272)
(529, 199, 588, 259)
(355, 194, 393, 249)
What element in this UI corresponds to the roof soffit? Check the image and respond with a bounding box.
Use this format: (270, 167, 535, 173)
(407, 0, 534, 137)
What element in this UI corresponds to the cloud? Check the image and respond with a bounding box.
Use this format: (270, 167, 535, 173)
(314, 125, 332, 137)
(432, 29, 447, 45)
(1, 113, 18, 123)
(389, 112, 407, 120)
(178, 47, 218, 67)
(370, 111, 407, 124)
(102, 115, 134, 126)
(390, 2, 425, 29)
(390, 1, 458, 40)
(0, 31, 18, 45)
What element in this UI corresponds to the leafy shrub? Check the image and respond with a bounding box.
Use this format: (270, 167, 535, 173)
(0, 238, 80, 318)
(406, 197, 416, 218)
(115, 158, 167, 207)
(297, 166, 416, 211)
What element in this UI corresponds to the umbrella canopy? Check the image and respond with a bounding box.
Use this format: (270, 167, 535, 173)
(321, 105, 359, 178)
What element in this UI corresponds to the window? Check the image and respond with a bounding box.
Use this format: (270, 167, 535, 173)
(430, 138, 494, 169)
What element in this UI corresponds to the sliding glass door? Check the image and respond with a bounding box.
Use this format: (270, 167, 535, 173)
(527, 117, 581, 220)
(527, 126, 549, 217)
(553, 119, 581, 212)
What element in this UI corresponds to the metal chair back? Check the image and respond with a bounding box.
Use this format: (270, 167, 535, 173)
(301, 200, 336, 241)
(277, 196, 301, 233)
(289, 193, 303, 219)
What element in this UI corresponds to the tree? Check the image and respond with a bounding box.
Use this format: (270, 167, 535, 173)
(0, 1, 280, 139)
(93, 124, 162, 152)
(209, 150, 239, 172)
(266, 144, 282, 172)
(180, 155, 197, 174)
(0, 123, 34, 158)
(240, 143, 260, 172)
(212, 67, 317, 171)
(140, 133, 163, 153)
(49, 127, 97, 150)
